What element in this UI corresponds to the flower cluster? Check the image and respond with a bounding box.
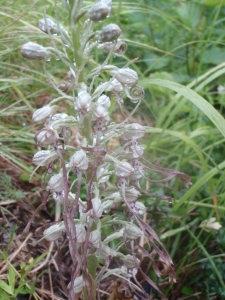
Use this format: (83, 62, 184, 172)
(21, 1, 191, 299)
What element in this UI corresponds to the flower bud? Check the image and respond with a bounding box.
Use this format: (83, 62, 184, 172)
(115, 162, 134, 178)
(102, 0, 112, 12)
(98, 242, 117, 259)
(38, 17, 57, 34)
(44, 222, 65, 241)
(91, 197, 103, 218)
(69, 150, 89, 171)
(97, 167, 109, 184)
(123, 123, 146, 140)
(74, 224, 86, 243)
(111, 192, 122, 203)
(122, 255, 140, 269)
(32, 150, 58, 166)
(32, 105, 53, 123)
(123, 223, 142, 240)
(134, 201, 146, 215)
(107, 78, 124, 93)
(35, 127, 58, 147)
(199, 218, 222, 232)
(97, 95, 111, 109)
(111, 68, 138, 87)
(94, 105, 109, 120)
(47, 173, 64, 192)
(53, 191, 75, 203)
(73, 275, 83, 294)
(123, 186, 141, 202)
(126, 144, 144, 160)
(129, 169, 142, 182)
(98, 39, 127, 56)
(20, 42, 47, 60)
(51, 113, 68, 122)
(88, 2, 109, 22)
(89, 230, 101, 248)
(75, 90, 92, 113)
(98, 24, 121, 42)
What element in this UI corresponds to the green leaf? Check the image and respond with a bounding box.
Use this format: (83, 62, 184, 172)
(0, 291, 10, 300)
(177, 2, 201, 29)
(174, 160, 225, 210)
(0, 279, 13, 295)
(181, 286, 194, 295)
(203, 0, 225, 6)
(7, 267, 15, 294)
(143, 79, 225, 138)
(202, 47, 225, 65)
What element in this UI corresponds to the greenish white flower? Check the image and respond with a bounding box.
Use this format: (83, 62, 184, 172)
(69, 150, 89, 171)
(88, 2, 109, 22)
(32, 105, 53, 123)
(98, 242, 117, 259)
(73, 275, 83, 294)
(20, 42, 47, 60)
(123, 223, 142, 240)
(32, 150, 58, 166)
(44, 222, 65, 241)
(115, 162, 134, 178)
(47, 173, 64, 192)
(98, 24, 121, 42)
(122, 254, 140, 269)
(199, 218, 222, 232)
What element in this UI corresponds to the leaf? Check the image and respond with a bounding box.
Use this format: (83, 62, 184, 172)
(0, 291, 10, 300)
(7, 267, 15, 294)
(143, 79, 225, 138)
(174, 160, 225, 210)
(176, 2, 201, 29)
(0, 279, 13, 295)
(202, 47, 225, 65)
(203, 0, 225, 6)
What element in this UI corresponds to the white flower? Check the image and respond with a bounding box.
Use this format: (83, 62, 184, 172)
(88, 2, 109, 22)
(35, 127, 58, 147)
(97, 95, 111, 110)
(32, 150, 58, 166)
(98, 242, 117, 259)
(126, 144, 145, 160)
(115, 162, 134, 178)
(199, 218, 222, 232)
(122, 254, 140, 269)
(93, 105, 109, 120)
(20, 42, 47, 60)
(97, 167, 109, 184)
(98, 39, 127, 57)
(123, 223, 142, 240)
(121, 123, 146, 140)
(73, 275, 83, 294)
(47, 173, 64, 192)
(107, 78, 124, 93)
(75, 90, 92, 113)
(122, 186, 141, 203)
(133, 201, 146, 215)
(69, 150, 89, 171)
(32, 105, 53, 123)
(91, 197, 103, 218)
(98, 24, 121, 42)
(111, 68, 138, 87)
(44, 223, 65, 241)
(89, 230, 101, 248)
(39, 17, 57, 33)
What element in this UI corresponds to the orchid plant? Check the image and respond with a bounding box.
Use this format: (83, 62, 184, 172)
(20, 0, 191, 299)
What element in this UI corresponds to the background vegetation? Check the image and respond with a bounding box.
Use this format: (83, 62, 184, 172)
(1, 0, 225, 299)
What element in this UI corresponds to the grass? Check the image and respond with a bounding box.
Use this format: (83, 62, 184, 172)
(1, 0, 225, 299)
